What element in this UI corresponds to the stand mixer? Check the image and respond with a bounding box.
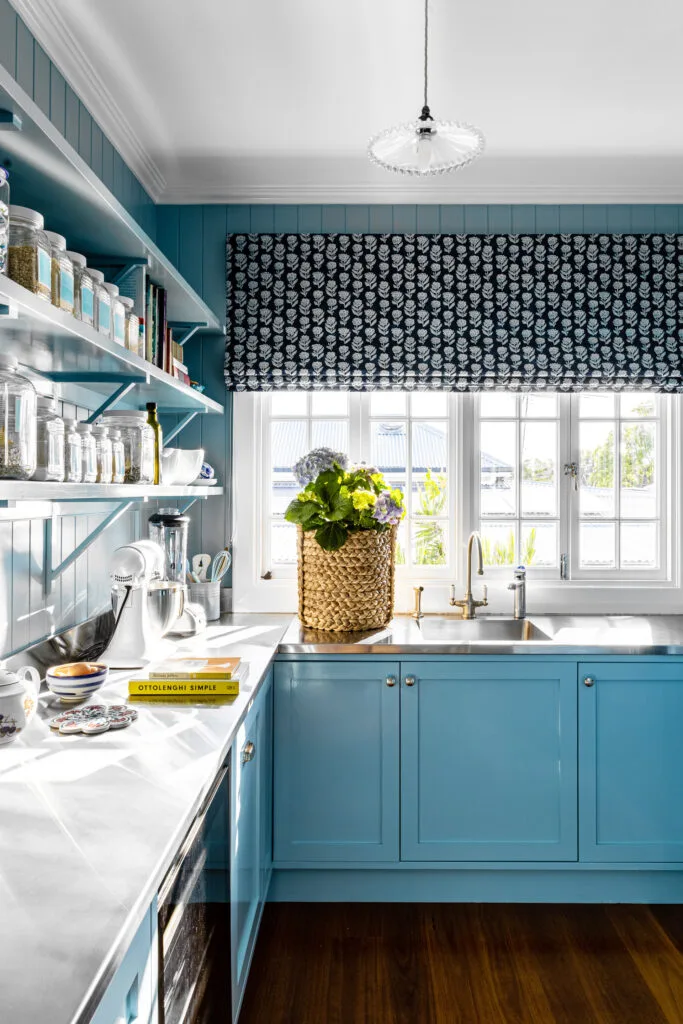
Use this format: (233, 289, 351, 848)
(100, 540, 185, 668)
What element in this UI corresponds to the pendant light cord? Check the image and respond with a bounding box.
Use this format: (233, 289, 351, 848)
(423, 0, 429, 109)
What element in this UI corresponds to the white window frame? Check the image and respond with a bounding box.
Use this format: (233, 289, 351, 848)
(233, 392, 683, 616)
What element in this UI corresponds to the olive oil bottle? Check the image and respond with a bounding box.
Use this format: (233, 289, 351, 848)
(146, 401, 163, 485)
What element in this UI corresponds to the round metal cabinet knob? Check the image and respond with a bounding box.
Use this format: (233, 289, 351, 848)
(404, 676, 416, 687)
(241, 740, 255, 764)
(385, 676, 397, 687)
(584, 676, 595, 687)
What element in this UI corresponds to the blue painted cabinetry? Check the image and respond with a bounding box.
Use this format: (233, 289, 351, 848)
(274, 660, 400, 863)
(579, 661, 683, 863)
(231, 668, 273, 1022)
(401, 661, 578, 861)
(90, 903, 158, 1024)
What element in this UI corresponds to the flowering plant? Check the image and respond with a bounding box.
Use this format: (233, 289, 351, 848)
(285, 448, 405, 551)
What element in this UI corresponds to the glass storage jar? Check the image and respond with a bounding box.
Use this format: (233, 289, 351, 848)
(111, 428, 125, 484)
(0, 353, 37, 479)
(34, 395, 65, 482)
(103, 282, 125, 346)
(76, 422, 97, 483)
(120, 296, 140, 355)
(45, 231, 74, 314)
(90, 269, 111, 337)
(8, 206, 52, 300)
(0, 167, 8, 276)
(67, 251, 95, 326)
(100, 410, 154, 484)
(65, 420, 82, 483)
(91, 424, 113, 483)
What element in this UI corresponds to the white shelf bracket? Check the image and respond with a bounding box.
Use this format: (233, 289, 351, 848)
(44, 500, 134, 596)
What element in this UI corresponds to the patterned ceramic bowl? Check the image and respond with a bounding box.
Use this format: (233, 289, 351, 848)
(46, 663, 109, 703)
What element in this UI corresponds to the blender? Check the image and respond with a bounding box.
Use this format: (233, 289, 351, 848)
(148, 509, 206, 635)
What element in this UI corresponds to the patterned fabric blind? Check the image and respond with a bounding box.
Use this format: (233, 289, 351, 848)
(225, 232, 683, 392)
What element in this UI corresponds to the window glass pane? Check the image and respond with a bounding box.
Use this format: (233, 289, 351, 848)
(481, 523, 517, 566)
(620, 522, 658, 569)
(620, 394, 655, 418)
(271, 392, 307, 416)
(370, 392, 406, 416)
(620, 422, 656, 518)
(311, 420, 348, 453)
(412, 421, 447, 517)
(520, 394, 558, 418)
(579, 522, 616, 568)
(270, 521, 297, 564)
(521, 523, 557, 567)
(371, 421, 407, 493)
(395, 521, 408, 566)
(480, 393, 516, 418)
(271, 419, 307, 513)
(311, 392, 348, 416)
(412, 520, 447, 566)
(579, 421, 615, 517)
(521, 421, 557, 517)
(579, 394, 614, 418)
(480, 421, 516, 516)
(412, 392, 447, 417)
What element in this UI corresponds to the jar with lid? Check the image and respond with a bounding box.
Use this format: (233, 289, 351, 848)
(100, 410, 154, 484)
(120, 296, 140, 355)
(66, 251, 94, 327)
(0, 167, 9, 276)
(76, 422, 97, 483)
(65, 420, 82, 483)
(34, 395, 65, 482)
(111, 428, 125, 484)
(44, 231, 74, 314)
(91, 424, 113, 483)
(104, 282, 125, 346)
(90, 269, 111, 337)
(8, 206, 52, 300)
(0, 354, 37, 479)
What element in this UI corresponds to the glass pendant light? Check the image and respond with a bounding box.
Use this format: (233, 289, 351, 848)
(368, 0, 485, 176)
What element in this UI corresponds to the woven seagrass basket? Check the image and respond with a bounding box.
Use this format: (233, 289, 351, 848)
(297, 525, 396, 632)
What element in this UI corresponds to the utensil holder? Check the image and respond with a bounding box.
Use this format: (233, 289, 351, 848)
(188, 581, 221, 621)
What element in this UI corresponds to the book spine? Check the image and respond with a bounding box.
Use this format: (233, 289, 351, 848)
(147, 672, 235, 681)
(129, 679, 239, 695)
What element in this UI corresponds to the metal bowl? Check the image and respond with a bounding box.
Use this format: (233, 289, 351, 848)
(147, 581, 185, 636)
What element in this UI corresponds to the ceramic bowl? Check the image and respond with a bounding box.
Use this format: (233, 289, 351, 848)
(161, 448, 204, 485)
(46, 662, 109, 703)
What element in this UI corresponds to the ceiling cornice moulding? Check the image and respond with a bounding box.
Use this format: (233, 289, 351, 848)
(159, 183, 683, 205)
(11, 0, 166, 201)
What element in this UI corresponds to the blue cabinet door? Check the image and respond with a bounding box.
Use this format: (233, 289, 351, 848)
(90, 903, 157, 1024)
(401, 660, 578, 861)
(274, 660, 400, 863)
(579, 661, 683, 863)
(231, 670, 271, 1021)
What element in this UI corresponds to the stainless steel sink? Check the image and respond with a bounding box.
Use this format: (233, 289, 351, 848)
(414, 617, 552, 643)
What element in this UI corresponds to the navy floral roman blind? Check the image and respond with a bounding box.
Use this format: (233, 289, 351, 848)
(224, 232, 683, 392)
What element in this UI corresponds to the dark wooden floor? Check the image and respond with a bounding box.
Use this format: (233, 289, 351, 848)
(239, 903, 683, 1024)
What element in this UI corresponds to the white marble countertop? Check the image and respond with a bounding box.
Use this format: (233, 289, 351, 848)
(0, 614, 290, 1024)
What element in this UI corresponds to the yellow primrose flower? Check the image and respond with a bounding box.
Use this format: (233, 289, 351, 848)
(352, 490, 376, 511)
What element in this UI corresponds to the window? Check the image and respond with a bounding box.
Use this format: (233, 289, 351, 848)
(234, 391, 678, 612)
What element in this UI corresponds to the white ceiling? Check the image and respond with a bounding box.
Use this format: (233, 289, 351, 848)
(14, 0, 683, 203)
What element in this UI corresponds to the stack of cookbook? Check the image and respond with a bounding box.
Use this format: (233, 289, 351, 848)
(128, 657, 245, 702)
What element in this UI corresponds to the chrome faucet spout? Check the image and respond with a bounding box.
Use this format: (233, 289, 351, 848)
(450, 531, 488, 619)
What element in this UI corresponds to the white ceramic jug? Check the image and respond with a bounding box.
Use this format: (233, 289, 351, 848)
(0, 665, 40, 745)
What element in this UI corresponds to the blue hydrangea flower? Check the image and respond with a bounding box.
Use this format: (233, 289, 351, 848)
(372, 490, 404, 526)
(294, 447, 349, 487)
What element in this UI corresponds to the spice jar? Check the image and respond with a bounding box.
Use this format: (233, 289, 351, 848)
(76, 422, 97, 483)
(0, 167, 9, 276)
(120, 296, 140, 355)
(67, 251, 94, 327)
(91, 424, 113, 483)
(100, 410, 154, 484)
(45, 231, 74, 314)
(0, 353, 37, 479)
(65, 420, 82, 483)
(34, 395, 65, 482)
(111, 428, 125, 484)
(90, 269, 111, 337)
(8, 206, 52, 300)
(103, 283, 125, 346)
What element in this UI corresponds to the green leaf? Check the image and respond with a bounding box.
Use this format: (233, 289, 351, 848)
(315, 469, 342, 503)
(314, 522, 348, 551)
(326, 493, 354, 522)
(285, 500, 321, 525)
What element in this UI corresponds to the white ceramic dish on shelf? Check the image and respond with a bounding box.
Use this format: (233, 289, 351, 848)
(190, 478, 218, 486)
(161, 448, 204, 485)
